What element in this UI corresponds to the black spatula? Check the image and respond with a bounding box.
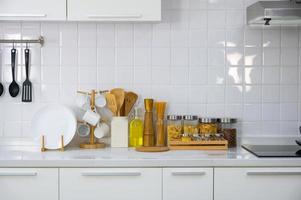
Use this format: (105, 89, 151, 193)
(296, 127, 301, 146)
(22, 48, 32, 102)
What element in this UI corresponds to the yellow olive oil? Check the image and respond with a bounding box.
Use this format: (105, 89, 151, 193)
(129, 108, 143, 147)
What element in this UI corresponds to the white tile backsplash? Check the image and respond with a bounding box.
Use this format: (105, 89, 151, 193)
(0, 0, 300, 141)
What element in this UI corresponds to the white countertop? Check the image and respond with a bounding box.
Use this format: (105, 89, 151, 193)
(0, 146, 301, 167)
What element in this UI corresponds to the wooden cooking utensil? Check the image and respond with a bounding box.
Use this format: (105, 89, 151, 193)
(110, 88, 125, 116)
(105, 93, 117, 116)
(124, 92, 138, 116)
(119, 92, 127, 116)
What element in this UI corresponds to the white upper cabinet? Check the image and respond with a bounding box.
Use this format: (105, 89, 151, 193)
(0, 0, 66, 21)
(215, 168, 301, 200)
(67, 0, 161, 21)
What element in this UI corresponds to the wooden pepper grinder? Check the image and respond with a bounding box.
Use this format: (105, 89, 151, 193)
(143, 99, 154, 147)
(155, 102, 167, 147)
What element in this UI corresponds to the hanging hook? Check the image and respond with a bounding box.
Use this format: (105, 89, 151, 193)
(26, 42, 28, 49)
(12, 42, 15, 49)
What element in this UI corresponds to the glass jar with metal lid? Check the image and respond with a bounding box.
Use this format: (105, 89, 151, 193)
(167, 115, 183, 141)
(217, 118, 237, 147)
(217, 118, 237, 131)
(199, 118, 218, 137)
(183, 115, 199, 137)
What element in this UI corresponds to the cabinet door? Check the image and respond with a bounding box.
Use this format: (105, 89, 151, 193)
(163, 168, 213, 200)
(0, 0, 66, 21)
(0, 168, 58, 200)
(215, 168, 301, 200)
(68, 0, 161, 21)
(60, 168, 162, 200)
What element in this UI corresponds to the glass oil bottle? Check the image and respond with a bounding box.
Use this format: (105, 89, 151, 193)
(129, 107, 143, 147)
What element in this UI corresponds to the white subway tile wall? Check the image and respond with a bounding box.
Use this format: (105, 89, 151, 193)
(0, 0, 300, 141)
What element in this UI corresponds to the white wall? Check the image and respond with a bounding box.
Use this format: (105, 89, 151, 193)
(0, 0, 300, 142)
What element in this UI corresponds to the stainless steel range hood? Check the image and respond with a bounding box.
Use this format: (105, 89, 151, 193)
(247, 0, 301, 26)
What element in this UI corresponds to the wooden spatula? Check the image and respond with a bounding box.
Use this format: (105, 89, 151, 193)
(110, 88, 125, 116)
(124, 92, 138, 116)
(105, 93, 117, 116)
(119, 92, 127, 116)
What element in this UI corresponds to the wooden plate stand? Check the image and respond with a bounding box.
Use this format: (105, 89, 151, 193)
(41, 135, 65, 152)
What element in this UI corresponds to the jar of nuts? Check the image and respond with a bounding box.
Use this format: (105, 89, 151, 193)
(167, 115, 183, 142)
(183, 115, 199, 137)
(199, 118, 218, 138)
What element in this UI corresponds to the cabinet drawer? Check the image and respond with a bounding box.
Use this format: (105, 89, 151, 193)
(0, 0, 66, 21)
(0, 168, 58, 200)
(67, 0, 161, 21)
(215, 168, 301, 200)
(60, 168, 162, 200)
(163, 168, 213, 200)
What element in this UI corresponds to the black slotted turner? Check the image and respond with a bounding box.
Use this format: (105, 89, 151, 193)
(22, 47, 32, 102)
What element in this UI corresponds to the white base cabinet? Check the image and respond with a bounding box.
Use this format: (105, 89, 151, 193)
(0, 167, 300, 200)
(163, 168, 213, 200)
(215, 168, 301, 200)
(60, 168, 162, 200)
(0, 168, 58, 200)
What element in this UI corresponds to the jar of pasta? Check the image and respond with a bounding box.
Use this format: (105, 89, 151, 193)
(167, 115, 182, 141)
(183, 115, 199, 137)
(199, 118, 218, 138)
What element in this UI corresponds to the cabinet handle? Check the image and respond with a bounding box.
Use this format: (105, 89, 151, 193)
(0, 172, 37, 176)
(81, 171, 142, 177)
(246, 170, 301, 176)
(87, 14, 142, 19)
(171, 171, 206, 176)
(0, 14, 47, 18)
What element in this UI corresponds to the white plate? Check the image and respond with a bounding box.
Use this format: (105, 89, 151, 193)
(31, 104, 77, 149)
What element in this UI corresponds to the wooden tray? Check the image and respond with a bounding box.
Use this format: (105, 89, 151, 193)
(136, 146, 170, 152)
(169, 140, 228, 150)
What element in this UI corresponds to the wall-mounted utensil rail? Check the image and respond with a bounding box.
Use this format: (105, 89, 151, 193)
(0, 36, 44, 46)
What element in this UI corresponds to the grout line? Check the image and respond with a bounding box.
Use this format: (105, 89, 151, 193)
(96, 23, 100, 89)
(131, 24, 134, 89)
(76, 23, 79, 90)
(112, 25, 116, 90)
(297, 27, 301, 129)
(279, 26, 283, 133)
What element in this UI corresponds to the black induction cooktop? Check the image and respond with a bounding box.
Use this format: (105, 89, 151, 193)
(242, 145, 301, 157)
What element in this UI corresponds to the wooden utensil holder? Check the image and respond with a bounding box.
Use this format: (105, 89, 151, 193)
(41, 135, 65, 152)
(77, 89, 107, 149)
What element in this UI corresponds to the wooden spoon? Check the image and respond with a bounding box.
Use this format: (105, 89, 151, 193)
(110, 88, 125, 116)
(124, 92, 138, 116)
(105, 93, 117, 116)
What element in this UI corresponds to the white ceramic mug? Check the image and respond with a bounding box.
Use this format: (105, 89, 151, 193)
(95, 94, 106, 108)
(76, 93, 90, 110)
(94, 122, 110, 139)
(82, 109, 101, 126)
(77, 123, 90, 137)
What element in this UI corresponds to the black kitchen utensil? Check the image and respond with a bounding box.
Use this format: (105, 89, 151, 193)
(295, 126, 301, 146)
(0, 80, 3, 97)
(8, 48, 19, 97)
(0, 50, 4, 96)
(22, 48, 32, 102)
